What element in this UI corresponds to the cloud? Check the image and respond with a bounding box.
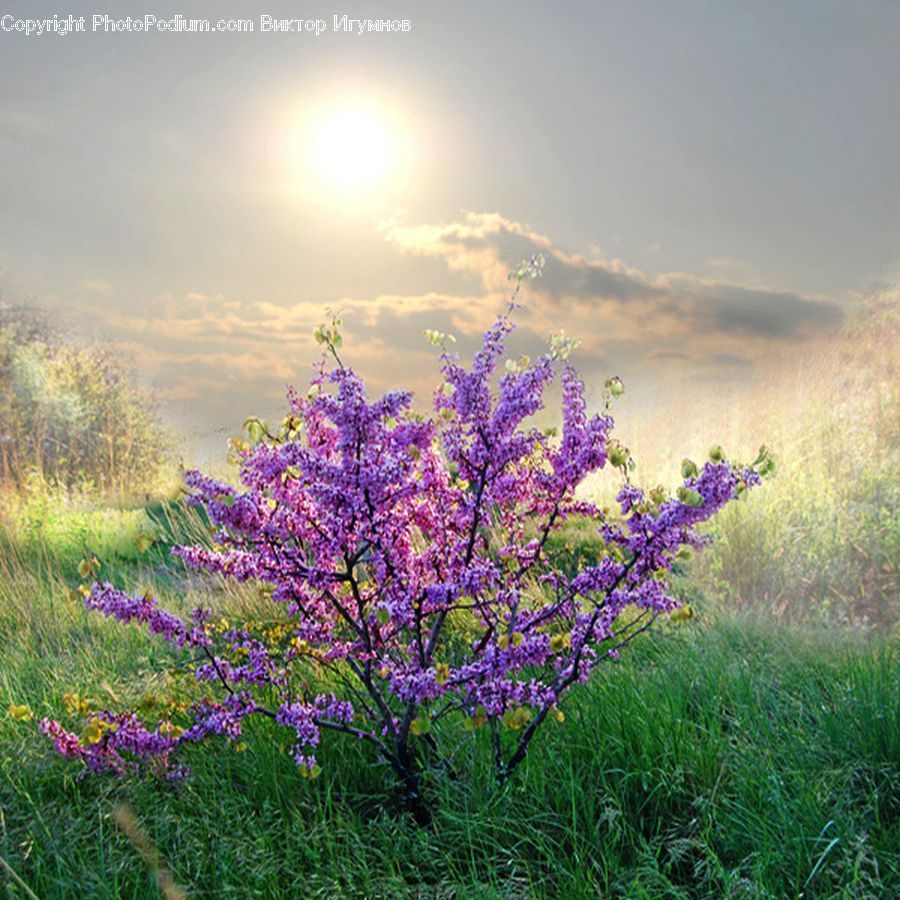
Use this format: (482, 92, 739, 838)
(685, 281, 843, 338)
(382, 211, 844, 372)
(70, 288, 470, 441)
(53, 211, 845, 454)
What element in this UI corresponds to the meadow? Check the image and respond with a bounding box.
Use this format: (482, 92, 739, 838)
(1, 293, 898, 898)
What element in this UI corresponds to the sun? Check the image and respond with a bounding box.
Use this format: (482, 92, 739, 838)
(314, 110, 388, 188)
(265, 92, 416, 206)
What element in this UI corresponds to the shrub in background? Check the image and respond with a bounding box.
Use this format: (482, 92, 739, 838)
(39, 265, 768, 823)
(0, 303, 171, 503)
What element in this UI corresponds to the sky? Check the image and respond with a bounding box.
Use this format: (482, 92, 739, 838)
(2, 1, 898, 456)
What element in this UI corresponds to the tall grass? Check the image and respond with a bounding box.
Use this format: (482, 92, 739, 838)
(597, 290, 900, 627)
(3, 558, 899, 898)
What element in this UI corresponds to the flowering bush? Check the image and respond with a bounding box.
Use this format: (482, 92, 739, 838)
(40, 266, 767, 823)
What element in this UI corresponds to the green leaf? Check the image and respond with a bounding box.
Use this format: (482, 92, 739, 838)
(677, 487, 705, 507)
(424, 329, 455, 347)
(243, 417, 267, 444)
(8, 704, 33, 722)
(410, 716, 431, 736)
(606, 375, 625, 397)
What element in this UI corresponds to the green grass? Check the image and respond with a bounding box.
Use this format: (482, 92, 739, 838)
(3, 517, 900, 898)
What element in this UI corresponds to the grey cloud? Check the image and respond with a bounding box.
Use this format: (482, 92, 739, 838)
(646, 349, 691, 362)
(385, 213, 844, 343)
(690, 283, 844, 339)
(42, 211, 849, 455)
(705, 352, 754, 369)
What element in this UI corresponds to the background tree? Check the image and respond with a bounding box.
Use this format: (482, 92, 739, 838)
(0, 300, 172, 501)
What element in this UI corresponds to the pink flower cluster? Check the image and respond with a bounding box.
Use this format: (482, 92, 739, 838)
(39, 711, 182, 777)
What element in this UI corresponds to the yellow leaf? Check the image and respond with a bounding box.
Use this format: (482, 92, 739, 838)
(511, 631, 524, 647)
(513, 706, 532, 729)
(8, 704, 33, 722)
(670, 605, 695, 624)
(551, 706, 565, 723)
(435, 663, 450, 685)
(83, 719, 103, 744)
(63, 693, 94, 714)
(497, 634, 509, 650)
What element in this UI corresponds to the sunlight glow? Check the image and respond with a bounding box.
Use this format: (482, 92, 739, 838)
(264, 87, 422, 211)
(314, 110, 389, 188)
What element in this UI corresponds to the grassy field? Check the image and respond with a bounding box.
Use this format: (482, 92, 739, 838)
(2, 535, 899, 898)
(1, 293, 898, 898)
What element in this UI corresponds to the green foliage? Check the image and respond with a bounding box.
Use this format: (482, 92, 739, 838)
(0, 304, 172, 503)
(543, 517, 607, 579)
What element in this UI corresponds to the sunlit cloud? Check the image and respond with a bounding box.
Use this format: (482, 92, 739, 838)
(382, 211, 843, 362)
(58, 211, 845, 454)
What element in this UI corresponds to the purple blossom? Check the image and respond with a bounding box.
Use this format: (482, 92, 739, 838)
(41, 307, 765, 810)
